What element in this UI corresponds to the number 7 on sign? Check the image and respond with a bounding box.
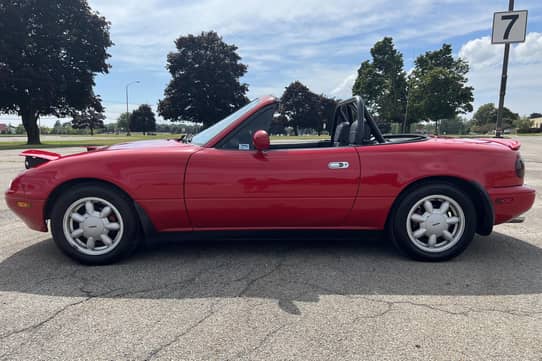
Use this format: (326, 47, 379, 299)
(501, 14, 518, 40)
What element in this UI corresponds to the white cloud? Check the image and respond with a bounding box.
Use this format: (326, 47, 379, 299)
(330, 72, 357, 99)
(459, 32, 542, 114)
(514, 32, 542, 63)
(458, 36, 501, 68)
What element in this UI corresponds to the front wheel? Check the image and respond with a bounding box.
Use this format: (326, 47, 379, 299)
(50, 184, 140, 265)
(390, 183, 477, 261)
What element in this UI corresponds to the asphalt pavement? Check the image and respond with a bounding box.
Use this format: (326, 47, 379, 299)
(0, 137, 541, 360)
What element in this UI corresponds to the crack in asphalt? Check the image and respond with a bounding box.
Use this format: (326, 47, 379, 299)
(0, 270, 120, 342)
(0, 287, 123, 360)
(296, 281, 542, 320)
(141, 257, 288, 360)
(234, 322, 290, 360)
(355, 297, 542, 319)
(109, 261, 230, 299)
(142, 300, 225, 361)
(236, 259, 285, 298)
(0, 298, 90, 341)
(0, 269, 127, 357)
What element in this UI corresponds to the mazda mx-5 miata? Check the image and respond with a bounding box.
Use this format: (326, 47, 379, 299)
(6, 96, 535, 264)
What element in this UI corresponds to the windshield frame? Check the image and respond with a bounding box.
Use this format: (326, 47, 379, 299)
(190, 98, 273, 147)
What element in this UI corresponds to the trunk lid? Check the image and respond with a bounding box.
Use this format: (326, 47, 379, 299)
(20, 149, 62, 169)
(478, 138, 521, 150)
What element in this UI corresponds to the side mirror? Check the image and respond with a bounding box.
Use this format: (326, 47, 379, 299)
(252, 130, 270, 151)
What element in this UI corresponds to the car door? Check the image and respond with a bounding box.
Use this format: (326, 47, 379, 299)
(184, 146, 360, 228)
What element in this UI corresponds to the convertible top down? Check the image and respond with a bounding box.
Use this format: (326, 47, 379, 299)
(6, 95, 535, 264)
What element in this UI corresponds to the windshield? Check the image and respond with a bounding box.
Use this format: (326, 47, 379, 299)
(190, 99, 261, 146)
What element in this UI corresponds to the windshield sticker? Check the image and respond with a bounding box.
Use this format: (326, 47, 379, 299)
(239, 144, 250, 150)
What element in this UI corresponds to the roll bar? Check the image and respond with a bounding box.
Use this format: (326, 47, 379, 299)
(331, 95, 385, 144)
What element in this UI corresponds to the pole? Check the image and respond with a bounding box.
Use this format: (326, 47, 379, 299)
(403, 76, 412, 134)
(125, 80, 140, 136)
(495, 0, 514, 138)
(125, 84, 130, 136)
(403, 91, 409, 134)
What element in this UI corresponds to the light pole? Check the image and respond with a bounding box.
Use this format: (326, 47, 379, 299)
(125, 80, 140, 136)
(403, 76, 413, 134)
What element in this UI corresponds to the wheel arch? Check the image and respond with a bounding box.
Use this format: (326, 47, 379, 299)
(44, 178, 155, 236)
(386, 176, 494, 236)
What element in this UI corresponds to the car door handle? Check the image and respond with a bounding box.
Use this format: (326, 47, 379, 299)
(328, 161, 350, 169)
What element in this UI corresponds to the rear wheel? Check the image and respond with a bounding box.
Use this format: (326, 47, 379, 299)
(390, 183, 476, 261)
(50, 184, 140, 265)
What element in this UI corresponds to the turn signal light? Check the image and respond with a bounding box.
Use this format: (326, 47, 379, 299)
(16, 201, 31, 208)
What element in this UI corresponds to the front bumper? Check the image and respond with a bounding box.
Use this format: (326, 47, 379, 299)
(5, 192, 47, 232)
(488, 185, 536, 225)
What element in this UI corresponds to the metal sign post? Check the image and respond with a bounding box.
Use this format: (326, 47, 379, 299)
(492, 1, 528, 137)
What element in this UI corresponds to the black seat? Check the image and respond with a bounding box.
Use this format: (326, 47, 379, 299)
(349, 119, 371, 145)
(333, 121, 350, 147)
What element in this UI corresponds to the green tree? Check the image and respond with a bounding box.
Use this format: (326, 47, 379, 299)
(269, 113, 288, 135)
(514, 116, 533, 133)
(317, 95, 337, 135)
(374, 116, 392, 134)
(104, 123, 117, 134)
(129, 104, 156, 135)
(440, 116, 468, 135)
(62, 121, 75, 135)
(158, 31, 249, 128)
(51, 120, 63, 135)
(71, 106, 105, 135)
(472, 103, 518, 133)
(352, 37, 407, 125)
(0, 0, 112, 144)
(280, 81, 320, 135)
(117, 112, 129, 131)
(408, 44, 474, 131)
(15, 124, 25, 134)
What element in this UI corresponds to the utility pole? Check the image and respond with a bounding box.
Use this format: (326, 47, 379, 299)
(125, 81, 140, 136)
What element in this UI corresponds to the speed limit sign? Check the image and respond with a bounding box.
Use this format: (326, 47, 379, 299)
(492, 10, 528, 44)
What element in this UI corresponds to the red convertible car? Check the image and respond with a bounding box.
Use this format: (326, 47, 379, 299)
(5, 96, 535, 264)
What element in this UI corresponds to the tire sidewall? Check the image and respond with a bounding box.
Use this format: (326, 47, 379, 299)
(392, 183, 476, 261)
(50, 184, 139, 265)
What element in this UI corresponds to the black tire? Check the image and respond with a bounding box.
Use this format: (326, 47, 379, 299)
(50, 183, 140, 265)
(389, 182, 476, 261)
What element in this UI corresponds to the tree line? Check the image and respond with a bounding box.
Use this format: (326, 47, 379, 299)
(0, 1, 538, 144)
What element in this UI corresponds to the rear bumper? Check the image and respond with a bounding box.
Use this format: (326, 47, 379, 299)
(5, 192, 47, 232)
(488, 185, 536, 225)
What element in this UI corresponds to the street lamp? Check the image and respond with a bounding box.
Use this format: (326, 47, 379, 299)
(125, 80, 140, 136)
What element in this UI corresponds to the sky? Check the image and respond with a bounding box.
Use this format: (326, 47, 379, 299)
(3, 0, 542, 126)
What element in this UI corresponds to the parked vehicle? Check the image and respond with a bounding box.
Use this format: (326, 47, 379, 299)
(6, 96, 535, 264)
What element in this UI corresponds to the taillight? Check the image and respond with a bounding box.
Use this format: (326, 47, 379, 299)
(515, 155, 525, 178)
